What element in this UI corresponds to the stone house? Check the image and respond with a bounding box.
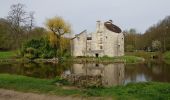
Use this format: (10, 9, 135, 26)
(71, 20, 124, 57)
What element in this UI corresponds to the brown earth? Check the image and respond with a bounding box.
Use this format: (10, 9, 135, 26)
(0, 89, 112, 100)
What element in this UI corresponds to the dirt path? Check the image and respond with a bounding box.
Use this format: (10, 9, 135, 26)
(0, 89, 111, 100)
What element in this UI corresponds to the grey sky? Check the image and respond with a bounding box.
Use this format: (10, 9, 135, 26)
(0, 0, 170, 33)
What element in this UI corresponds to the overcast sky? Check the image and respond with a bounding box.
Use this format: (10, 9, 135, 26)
(0, 0, 170, 33)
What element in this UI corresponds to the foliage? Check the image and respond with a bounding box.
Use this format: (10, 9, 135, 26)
(0, 18, 46, 50)
(126, 45, 135, 52)
(45, 16, 71, 58)
(124, 16, 170, 52)
(0, 3, 46, 50)
(21, 37, 56, 59)
(124, 29, 143, 51)
(152, 40, 162, 51)
(142, 16, 170, 52)
(7, 3, 35, 34)
(0, 18, 13, 50)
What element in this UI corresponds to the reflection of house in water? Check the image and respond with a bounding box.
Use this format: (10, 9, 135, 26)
(62, 63, 125, 87)
(102, 64, 125, 86)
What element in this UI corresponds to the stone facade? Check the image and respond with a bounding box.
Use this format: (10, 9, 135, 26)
(71, 20, 124, 57)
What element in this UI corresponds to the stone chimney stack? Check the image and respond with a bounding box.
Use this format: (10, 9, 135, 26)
(96, 20, 101, 32)
(109, 20, 113, 23)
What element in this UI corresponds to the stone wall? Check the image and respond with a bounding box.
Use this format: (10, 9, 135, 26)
(72, 20, 124, 57)
(72, 31, 87, 57)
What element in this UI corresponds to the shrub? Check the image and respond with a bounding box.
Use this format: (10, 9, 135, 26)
(21, 37, 56, 59)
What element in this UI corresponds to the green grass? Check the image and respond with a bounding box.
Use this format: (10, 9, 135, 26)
(84, 82, 170, 100)
(126, 51, 161, 60)
(0, 51, 16, 59)
(0, 74, 81, 96)
(0, 51, 145, 64)
(0, 74, 170, 100)
(163, 51, 170, 59)
(71, 56, 145, 64)
(163, 51, 170, 64)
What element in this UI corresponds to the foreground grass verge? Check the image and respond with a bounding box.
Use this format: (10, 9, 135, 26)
(0, 74, 170, 100)
(0, 74, 81, 96)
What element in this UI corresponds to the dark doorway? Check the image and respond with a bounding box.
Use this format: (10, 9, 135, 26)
(95, 53, 99, 58)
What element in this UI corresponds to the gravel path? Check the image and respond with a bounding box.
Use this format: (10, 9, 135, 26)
(0, 89, 111, 100)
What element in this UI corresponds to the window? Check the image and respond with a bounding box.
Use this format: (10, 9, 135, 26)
(100, 46, 103, 49)
(87, 37, 92, 40)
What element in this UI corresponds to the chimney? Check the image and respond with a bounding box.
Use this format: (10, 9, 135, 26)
(109, 20, 113, 23)
(96, 20, 101, 31)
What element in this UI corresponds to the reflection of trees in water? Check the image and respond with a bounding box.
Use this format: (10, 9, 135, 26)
(125, 62, 170, 83)
(1, 61, 170, 83)
(0, 62, 72, 79)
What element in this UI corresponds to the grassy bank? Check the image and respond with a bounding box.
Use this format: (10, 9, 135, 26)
(0, 74, 170, 100)
(70, 56, 145, 64)
(0, 51, 17, 59)
(163, 51, 170, 64)
(0, 51, 145, 64)
(163, 51, 170, 59)
(126, 51, 162, 60)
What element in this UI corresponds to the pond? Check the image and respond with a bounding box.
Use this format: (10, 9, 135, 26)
(0, 61, 170, 87)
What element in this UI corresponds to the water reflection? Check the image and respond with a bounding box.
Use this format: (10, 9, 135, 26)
(0, 61, 170, 87)
(62, 63, 125, 87)
(0, 62, 69, 78)
(125, 62, 170, 84)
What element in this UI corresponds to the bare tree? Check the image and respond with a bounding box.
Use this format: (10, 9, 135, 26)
(7, 3, 28, 35)
(27, 11, 35, 32)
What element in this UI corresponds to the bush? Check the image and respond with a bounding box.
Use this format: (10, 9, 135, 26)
(21, 37, 56, 59)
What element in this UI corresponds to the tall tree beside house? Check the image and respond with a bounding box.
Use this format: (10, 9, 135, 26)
(45, 16, 71, 58)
